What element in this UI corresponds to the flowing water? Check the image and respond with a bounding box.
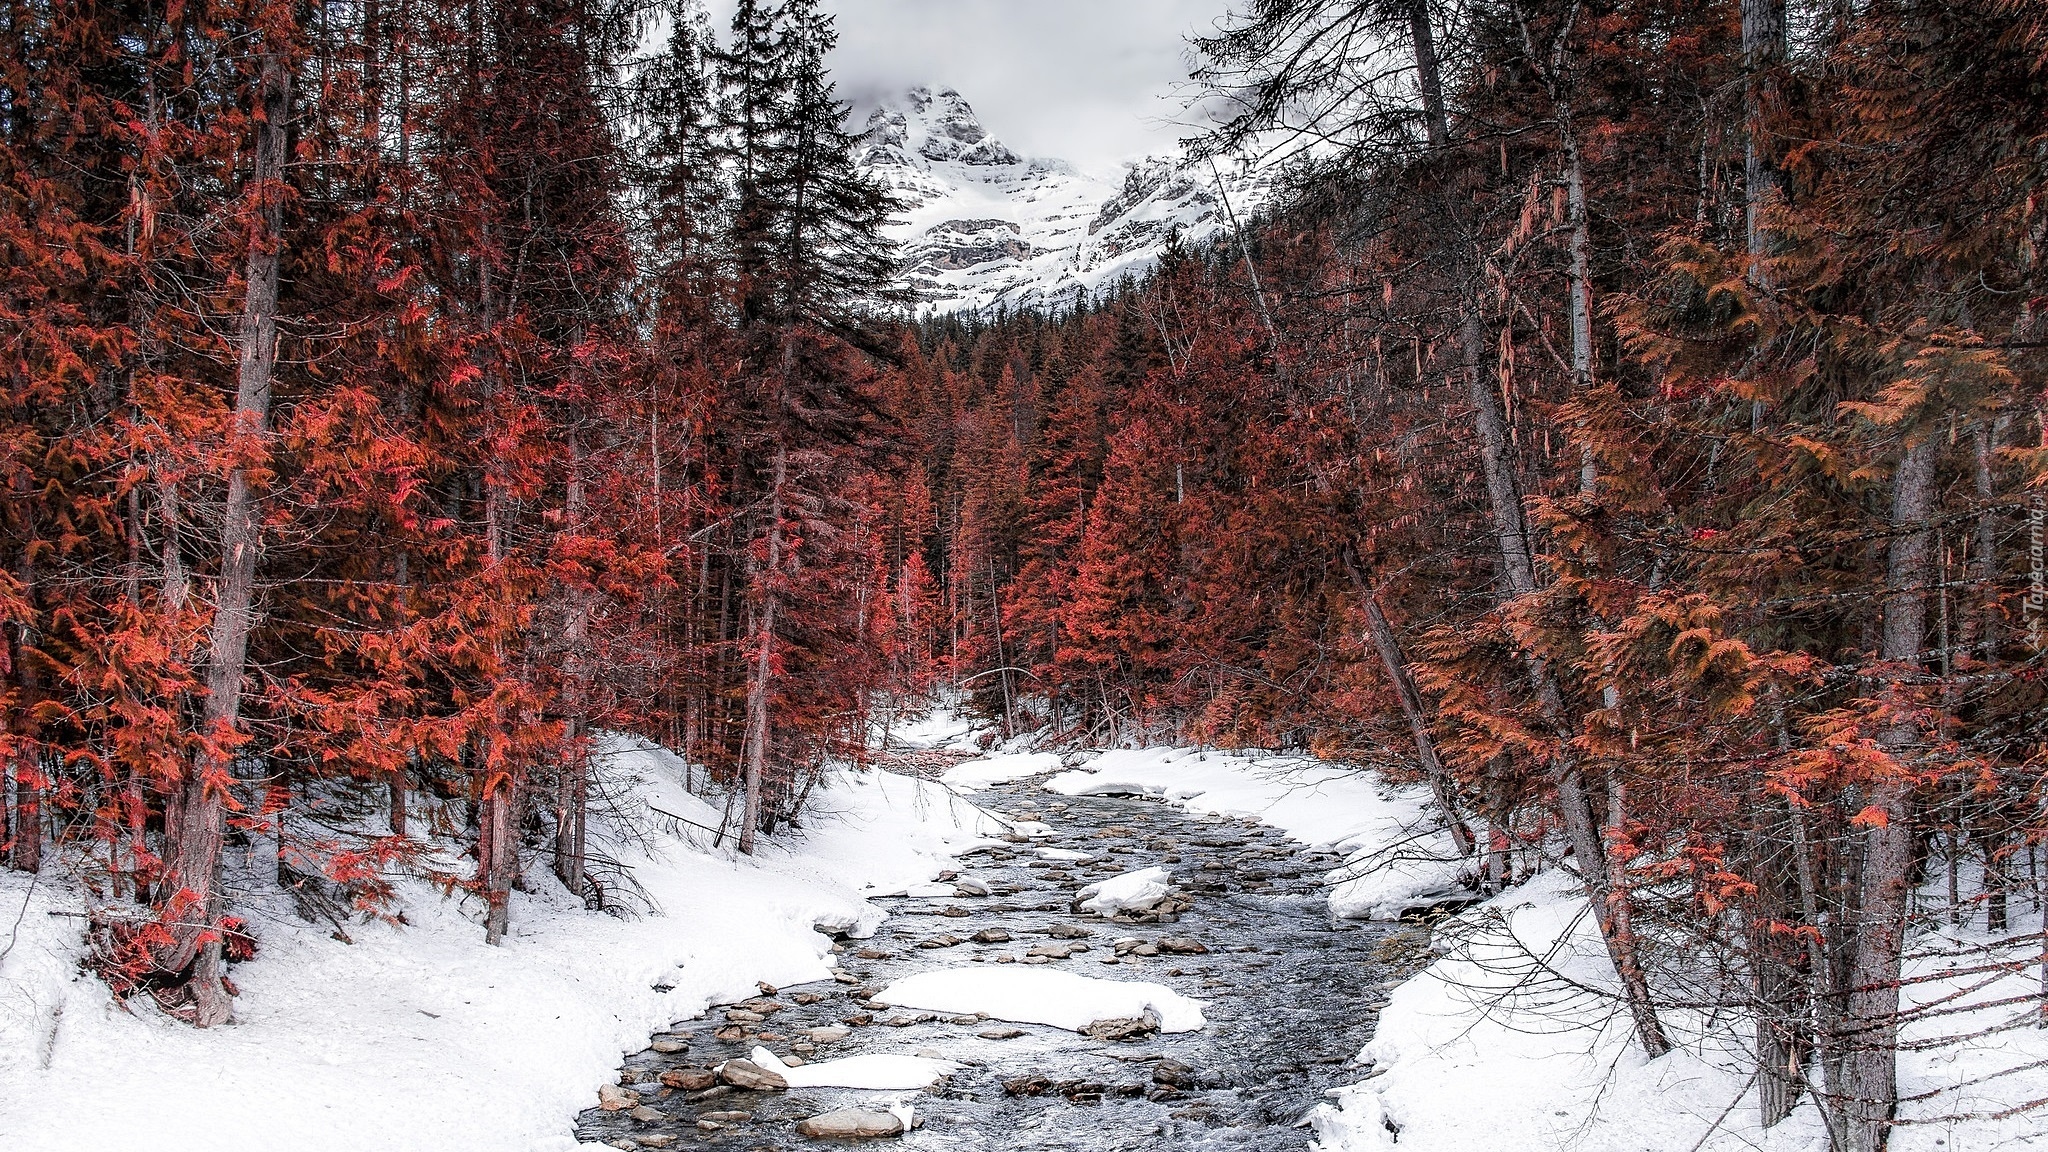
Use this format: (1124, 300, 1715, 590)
(574, 780, 1426, 1151)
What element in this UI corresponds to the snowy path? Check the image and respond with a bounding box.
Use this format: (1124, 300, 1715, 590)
(574, 784, 1416, 1150)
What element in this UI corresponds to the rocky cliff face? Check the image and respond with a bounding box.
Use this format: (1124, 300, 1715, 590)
(860, 86, 1265, 316)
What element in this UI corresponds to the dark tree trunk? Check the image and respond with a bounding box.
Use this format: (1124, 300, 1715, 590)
(157, 44, 291, 1028)
(1843, 437, 1938, 1152)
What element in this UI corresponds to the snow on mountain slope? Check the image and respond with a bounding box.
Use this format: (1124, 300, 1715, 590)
(860, 86, 1266, 316)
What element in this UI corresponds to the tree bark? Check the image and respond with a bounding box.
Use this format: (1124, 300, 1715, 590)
(156, 46, 291, 1027)
(1344, 552, 1475, 856)
(739, 441, 787, 856)
(1420, 0, 1666, 1058)
(480, 767, 514, 945)
(1843, 437, 1938, 1152)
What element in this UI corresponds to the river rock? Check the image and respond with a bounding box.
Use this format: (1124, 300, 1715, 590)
(659, 1068, 716, 1091)
(740, 998, 785, 1015)
(1152, 1058, 1199, 1088)
(723, 1008, 765, 1024)
(1044, 923, 1091, 939)
(954, 878, 991, 896)
(918, 934, 964, 949)
(701, 1110, 752, 1124)
(808, 1025, 851, 1044)
(939, 906, 971, 918)
(795, 1108, 905, 1139)
(1158, 936, 1209, 954)
(978, 1027, 1025, 1039)
(649, 1037, 689, 1054)
(634, 1138, 677, 1149)
(717, 1058, 788, 1092)
(1084, 1015, 1159, 1041)
(792, 992, 827, 1005)
(971, 928, 1012, 943)
(1027, 941, 1087, 958)
(713, 1025, 748, 1042)
(628, 1105, 666, 1122)
(598, 1084, 641, 1111)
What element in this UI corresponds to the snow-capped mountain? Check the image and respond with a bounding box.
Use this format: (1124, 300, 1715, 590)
(860, 86, 1267, 316)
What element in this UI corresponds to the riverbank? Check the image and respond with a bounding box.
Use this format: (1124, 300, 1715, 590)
(0, 735, 1013, 1152)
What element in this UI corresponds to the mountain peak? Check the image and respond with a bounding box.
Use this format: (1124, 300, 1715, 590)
(865, 85, 1020, 168)
(859, 84, 1266, 316)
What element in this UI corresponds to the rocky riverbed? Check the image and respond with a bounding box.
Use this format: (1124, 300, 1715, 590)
(574, 778, 1428, 1150)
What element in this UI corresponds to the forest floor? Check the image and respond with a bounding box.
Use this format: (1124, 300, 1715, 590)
(3, 712, 2043, 1151)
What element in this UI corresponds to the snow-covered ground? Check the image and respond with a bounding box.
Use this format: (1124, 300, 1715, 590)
(1310, 870, 2048, 1152)
(0, 733, 1015, 1152)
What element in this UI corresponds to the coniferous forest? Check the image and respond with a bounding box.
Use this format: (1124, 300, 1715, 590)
(2, 2, 2046, 1151)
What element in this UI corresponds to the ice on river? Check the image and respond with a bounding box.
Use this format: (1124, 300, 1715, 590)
(745, 1046, 956, 1090)
(874, 967, 1207, 1034)
(941, 751, 1062, 788)
(1075, 866, 1173, 915)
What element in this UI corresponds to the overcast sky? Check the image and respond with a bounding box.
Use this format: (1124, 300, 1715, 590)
(701, 0, 1242, 173)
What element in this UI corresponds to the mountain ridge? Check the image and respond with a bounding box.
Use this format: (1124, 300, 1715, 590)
(859, 85, 1266, 316)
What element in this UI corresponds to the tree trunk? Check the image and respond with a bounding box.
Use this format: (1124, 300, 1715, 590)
(1742, 0, 1786, 280)
(1843, 437, 1938, 1152)
(739, 441, 788, 856)
(1345, 552, 1474, 856)
(1417, 0, 1665, 1058)
(156, 46, 290, 1027)
(480, 768, 514, 945)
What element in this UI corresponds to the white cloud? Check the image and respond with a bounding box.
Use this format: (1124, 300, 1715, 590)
(701, 0, 1239, 173)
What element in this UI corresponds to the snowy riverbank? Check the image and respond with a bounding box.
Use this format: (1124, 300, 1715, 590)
(0, 736, 1013, 1152)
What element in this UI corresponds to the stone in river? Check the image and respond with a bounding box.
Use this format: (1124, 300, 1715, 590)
(793, 992, 827, 1005)
(939, 906, 971, 918)
(597, 1084, 641, 1111)
(712, 1025, 749, 1042)
(1044, 923, 1091, 939)
(634, 1138, 677, 1149)
(954, 878, 991, 896)
(1152, 1058, 1199, 1088)
(717, 1058, 788, 1092)
(649, 1038, 689, 1054)
(795, 1108, 905, 1139)
(808, 1025, 851, 1043)
(659, 1068, 716, 1091)
(701, 1110, 753, 1123)
(1158, 936, 1209, 954)
(978, 1028, 1026, 1040)
(1084, 1016, 1159, 1041)
(918, 934, 964, 949)
(723, 1008, 766, 1024)
(627, 1105, 666, 1122)
(971, 928, 1012, 943)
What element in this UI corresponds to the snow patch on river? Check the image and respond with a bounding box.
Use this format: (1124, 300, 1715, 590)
(1045, 746, 1470, 921)
(874, 966, 1207, 1034)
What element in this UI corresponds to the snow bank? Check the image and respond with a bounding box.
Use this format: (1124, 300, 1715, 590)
(747, 1046, 956, 1090)
(874, 967, 1207, 1034)
(940, 751, 1063, 788)
(1046, 746, 1470, 920)
(1311, 870, 2048, 1152)
(1076, 866, 1173, 915)
(0, 733, 1008, 1152)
